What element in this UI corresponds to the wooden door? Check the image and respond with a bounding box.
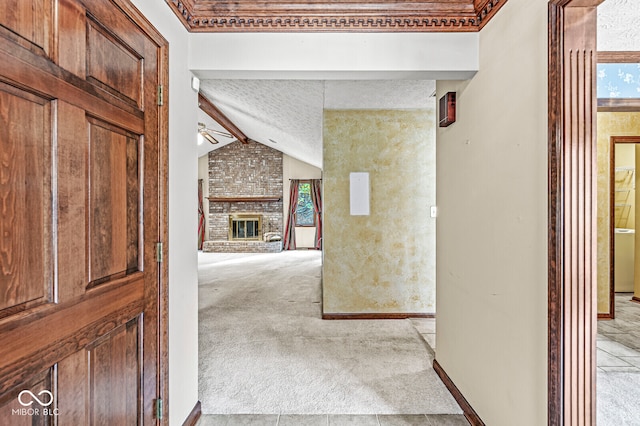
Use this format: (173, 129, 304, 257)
(0, 0, 168, 424)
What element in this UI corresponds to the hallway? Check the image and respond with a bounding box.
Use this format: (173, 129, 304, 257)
(197, 251, 466, 425)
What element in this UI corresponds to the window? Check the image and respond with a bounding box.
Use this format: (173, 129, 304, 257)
(597, 63, 640, 99)
(295, 181, 315, 227)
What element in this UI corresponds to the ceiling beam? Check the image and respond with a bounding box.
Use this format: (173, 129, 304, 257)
(198, 93, 249, 145)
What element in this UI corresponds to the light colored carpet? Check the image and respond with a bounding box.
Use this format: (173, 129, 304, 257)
(198, 251, 462, 415)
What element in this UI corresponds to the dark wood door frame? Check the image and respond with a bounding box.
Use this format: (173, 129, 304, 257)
(120, 2, 171, 420)
(548, 0, 603, 424)
(607, 136, 640, 320)
(94, 1, 170, 420)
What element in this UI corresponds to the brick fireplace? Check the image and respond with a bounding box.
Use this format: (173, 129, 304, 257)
(202, 141, 283, 253)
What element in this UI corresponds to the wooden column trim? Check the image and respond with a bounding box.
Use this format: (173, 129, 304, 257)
(548, 1, 602, 424)
(198, 92, 250, 144)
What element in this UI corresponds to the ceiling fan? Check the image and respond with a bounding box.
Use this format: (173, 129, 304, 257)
(198, 122, 234, 145)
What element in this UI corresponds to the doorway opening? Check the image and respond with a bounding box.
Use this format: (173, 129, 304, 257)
(609, 137, 640, 318)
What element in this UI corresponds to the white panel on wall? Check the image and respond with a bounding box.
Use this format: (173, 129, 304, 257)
(350, 172, 370, 216)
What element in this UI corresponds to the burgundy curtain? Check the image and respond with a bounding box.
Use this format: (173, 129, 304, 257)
(283, 179, 299, 250)
(198, 179, 205, 250)
(311, 179, 322, 250)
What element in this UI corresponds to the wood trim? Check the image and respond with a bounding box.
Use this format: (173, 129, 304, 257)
(608, 136, 640, 319)
(182, 401, 202, 426)
(598, 51, 640, 63)
(597, 313, 613, 320)
(432, 359, 484, 426)
(198, 92, 249, 144)
(208, 196, 282, 203)
(547, 5, 563, 423)
(165, 0, 508, 33)
(108, 0, 171, 420)
(548, 1, 602, 425)
(322, 313, 435, 320)
(609, 137, 616, 319)
(598, 99, 640, 112)
(632, 296, 640, 304)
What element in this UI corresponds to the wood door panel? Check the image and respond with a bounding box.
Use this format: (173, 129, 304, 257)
(0, 275, 144, 396)
(0, 367, 55, 426)
(57, 101, 89, 301)
(0, 0, 52, 57)
(89, 317, 141, 425)
(58, 350, 89, 425)
(87, 17, 143, 109)
(58, 0, 87, 78)
(0, 82, 53, 315)
(0, 0, 166, 423)
(0, 37, 145, 134)
(88, 119, 140, 285)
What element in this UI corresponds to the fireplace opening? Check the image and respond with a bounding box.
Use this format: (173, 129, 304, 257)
(229, 214, 262, 241)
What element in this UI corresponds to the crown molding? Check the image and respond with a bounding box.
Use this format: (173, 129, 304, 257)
(166, 0, 507, 33)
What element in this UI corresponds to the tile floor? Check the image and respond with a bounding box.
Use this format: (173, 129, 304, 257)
(409, 318, 436, 354)
(197, 414, 469, 426)
(597, 293, 640, 372)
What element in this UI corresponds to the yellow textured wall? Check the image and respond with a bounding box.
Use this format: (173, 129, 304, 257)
(323, 109, 436, 314)
(597, 112, 640, 314)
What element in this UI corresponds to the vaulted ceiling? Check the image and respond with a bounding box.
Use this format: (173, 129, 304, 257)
(166, 0, 506, 33)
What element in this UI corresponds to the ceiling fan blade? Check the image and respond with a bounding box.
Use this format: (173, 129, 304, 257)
(198, 122, 233, 138)
(207, 128, 233, 138)
(200, 130, 219, 144)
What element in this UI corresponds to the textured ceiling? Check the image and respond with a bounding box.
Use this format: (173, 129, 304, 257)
(199, 80, 324, 166)
(199, 80, 436, 167)
(598, 0, 640, 52)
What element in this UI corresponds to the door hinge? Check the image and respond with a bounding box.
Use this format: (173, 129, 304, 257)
(157, 85, 164, 106)
(156, 242, 163, 263)
(155, 398, 163, 419)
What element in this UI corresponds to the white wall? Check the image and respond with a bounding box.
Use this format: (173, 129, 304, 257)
(435, 0, 548, 424)
(129, 1, 200, 424)
(283, 155, 322, 248)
